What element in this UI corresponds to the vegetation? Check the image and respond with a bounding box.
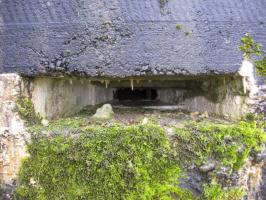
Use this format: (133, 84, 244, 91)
(255, 56, 266, 76)
(14, 108, 265, 200)
(15, 123, 193, 200)
(175, 24, 182, 30)
(15, 96, 42, 125)
(239, 33, 262, 59)
(239, 33, 266, 76)
(202, 182, 245, 200)
(172, 121, 266, 171)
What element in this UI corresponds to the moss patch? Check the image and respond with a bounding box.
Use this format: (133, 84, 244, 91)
(15, 123, 193, 200)
(172, 121, 266, 171)
(202, 181, 245, 200)
(175, 24, 182, 30)
(15, 109, 265, 199)
(14, 96, 42, 125)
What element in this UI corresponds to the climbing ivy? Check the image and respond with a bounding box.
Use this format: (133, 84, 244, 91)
(15, 123, 193, 200)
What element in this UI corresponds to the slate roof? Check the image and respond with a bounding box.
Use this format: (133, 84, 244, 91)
(0, 0, 266, 77)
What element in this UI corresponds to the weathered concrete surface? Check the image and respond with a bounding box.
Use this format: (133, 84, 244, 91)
(31, 77, 114, 120)
(0, 0, 266, 77)
(239, 60, 266, 118)
(91, 104, 114, 120)
(0, 74, 29, 197)
(236, 159, 265, 200)
(156, 61, 263, 119)
(182, 95, 248, 119)
(156, 76, 249, 119)
(180, 158, 266, 200)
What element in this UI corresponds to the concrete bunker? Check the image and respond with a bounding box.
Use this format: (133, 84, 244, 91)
(26, 75, 251, 120)
(114, 88, 158, 102)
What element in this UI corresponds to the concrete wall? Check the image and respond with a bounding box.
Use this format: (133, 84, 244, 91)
(157, 89, 186, 104)
(0, 74, 115, 195)
(157, 76, 253, 119)
(31, 77, 114, 120)
(0, 74, 29, 192)
(1, 1, 266, 77)
(156, 60, 265, 119)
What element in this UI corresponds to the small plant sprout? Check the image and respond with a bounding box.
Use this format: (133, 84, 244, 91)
(239, 33, 262, 59)
(176, 24, 182, 30)
(239, 33, 266, 76)
(185, 31, 193, 36)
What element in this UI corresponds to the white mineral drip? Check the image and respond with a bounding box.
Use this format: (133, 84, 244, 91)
(105, 80, 110, 88)
(243, 77, 247, 94)
(131, 79, 134, 91)
(238, 59, 259, 96)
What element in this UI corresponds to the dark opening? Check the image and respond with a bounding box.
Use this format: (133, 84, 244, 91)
(114, 88, 157, 101)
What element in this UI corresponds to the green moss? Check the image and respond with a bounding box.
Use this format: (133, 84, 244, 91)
(15, 96, 42, 125)
(176, 24, 182, 30)
(15, 123, 193, 200)
(202, 181, 245, 200)
(203, 79, 228, 102)
(172, 121, 266, 171)
(16, 111, 265, 199)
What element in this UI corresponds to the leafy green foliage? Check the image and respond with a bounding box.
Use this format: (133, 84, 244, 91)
(202, 182, 245, 200)
(255, 56, 266, 76)
(239, 33, 266, 76)
(15, 96, 42, 125)
(243, 113, 265, 128)
(15, 124, 193, 200)
(239, 33, 262, 59)
(172, 121, 266, 171)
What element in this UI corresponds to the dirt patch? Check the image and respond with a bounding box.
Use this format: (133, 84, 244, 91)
(79, 105, 232, 127)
